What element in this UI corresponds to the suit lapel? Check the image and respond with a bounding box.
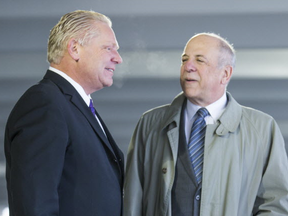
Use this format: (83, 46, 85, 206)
(43, 70, 118, 159)
(70, 96, 117, 155)
(94, 109, 124, 159)
(95, 109, 125, 177)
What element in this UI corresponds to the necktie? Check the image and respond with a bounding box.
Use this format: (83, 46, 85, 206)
(188, 107, 209, 184)
(89, 99, 96, 115)
(89, 99, 107, 137)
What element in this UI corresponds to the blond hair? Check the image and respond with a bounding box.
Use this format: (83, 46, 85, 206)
(47, 10, 111, 64)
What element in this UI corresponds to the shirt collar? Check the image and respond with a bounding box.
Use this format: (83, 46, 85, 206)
(186, 92, 227, 124)
(49, 66, 91, 106)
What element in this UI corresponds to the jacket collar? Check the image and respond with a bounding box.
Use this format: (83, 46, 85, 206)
(215, 92, 242, 136)
(160, 92, 186, 131)
(160, 91, 242, 136)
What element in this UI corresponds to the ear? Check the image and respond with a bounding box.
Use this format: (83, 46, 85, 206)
(67, 39, 80, 62)
(221, 65, 233, 85)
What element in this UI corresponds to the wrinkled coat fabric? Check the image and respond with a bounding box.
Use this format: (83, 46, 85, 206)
(124, 92, 288, 216)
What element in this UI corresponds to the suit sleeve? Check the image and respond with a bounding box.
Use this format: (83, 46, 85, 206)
(5, 89, 68, 215)
(253, 120, 288, 215)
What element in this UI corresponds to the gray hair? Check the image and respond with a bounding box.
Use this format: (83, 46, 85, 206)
(47, 10, 112, 64)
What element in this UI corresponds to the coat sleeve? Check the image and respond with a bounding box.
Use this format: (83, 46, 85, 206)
(123, 116, 146, 216)
(253, 120, 288, 215)
(5, 89, 68, 215)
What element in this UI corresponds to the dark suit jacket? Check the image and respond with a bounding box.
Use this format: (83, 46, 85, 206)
(171, 101, 201, 216)
(5, 70, 124, 216)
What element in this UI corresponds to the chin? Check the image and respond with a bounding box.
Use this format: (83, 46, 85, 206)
(105, 80, 113, 87)
(183, 90, 198, 100)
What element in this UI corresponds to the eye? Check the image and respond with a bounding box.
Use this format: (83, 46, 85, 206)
(181, 58, 188, 63)
(196, 58, 204, 63)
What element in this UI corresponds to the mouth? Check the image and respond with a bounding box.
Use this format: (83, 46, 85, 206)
(105, 68, 114, 72)
(185, 78, 197, 82)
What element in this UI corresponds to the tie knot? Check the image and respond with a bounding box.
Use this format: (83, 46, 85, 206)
(197, 107, 209, 119)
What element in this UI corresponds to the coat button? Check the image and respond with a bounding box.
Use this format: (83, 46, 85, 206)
(196, 195, 200, 201)
(162, 168, 167, 174)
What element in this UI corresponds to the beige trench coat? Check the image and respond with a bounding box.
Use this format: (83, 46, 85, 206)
(124, 92, 288, 216)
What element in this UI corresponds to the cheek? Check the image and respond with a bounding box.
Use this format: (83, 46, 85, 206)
(206, 77, 222, 93)
(180, 67, 185, 77)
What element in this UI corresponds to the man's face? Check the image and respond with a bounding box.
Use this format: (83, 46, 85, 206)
(180, 35, 229, 106)
(77, 22, 122, 94)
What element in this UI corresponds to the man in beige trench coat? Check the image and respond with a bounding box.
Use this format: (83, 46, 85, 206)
(123, 32, 288, 216)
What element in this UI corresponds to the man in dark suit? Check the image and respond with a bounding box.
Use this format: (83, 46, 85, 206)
(4, 10, 124, 216)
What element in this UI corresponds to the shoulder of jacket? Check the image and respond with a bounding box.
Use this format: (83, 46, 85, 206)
(239, 105, 279, 139)
(241, 105, 274, 124)
(141, 104, 171, 124)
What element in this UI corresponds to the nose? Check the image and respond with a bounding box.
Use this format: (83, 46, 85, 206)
(112, 51, 123, 64)
(184, 59, 196, 72)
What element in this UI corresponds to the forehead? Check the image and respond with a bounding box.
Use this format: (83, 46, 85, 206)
(184, 35, 220, 55)
(92, 22, 119, 48)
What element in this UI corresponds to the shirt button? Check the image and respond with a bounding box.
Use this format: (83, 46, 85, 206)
(162, 168, 167, 174)
(196, 195, 200, 201)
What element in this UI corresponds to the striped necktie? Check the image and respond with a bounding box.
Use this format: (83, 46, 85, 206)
(188, 107, 209, 184)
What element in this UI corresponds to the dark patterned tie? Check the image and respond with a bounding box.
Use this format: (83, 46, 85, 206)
(188, 108, 209, 184)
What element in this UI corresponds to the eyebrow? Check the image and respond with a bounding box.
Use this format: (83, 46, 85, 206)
(113, 43, 120, 50)
(195, 54, 206, 58)
(103, 43, 120, 50)
(111, 42, 119, 49)
(182, 54, 206, 59)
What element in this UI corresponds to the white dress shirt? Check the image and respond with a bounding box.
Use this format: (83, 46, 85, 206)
(184, 93, 227, 143)
(49, 66, 106, 136)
